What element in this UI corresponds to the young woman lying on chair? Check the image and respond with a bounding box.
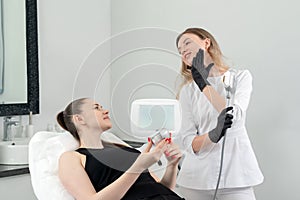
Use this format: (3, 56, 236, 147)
(57, 98, 184, 200)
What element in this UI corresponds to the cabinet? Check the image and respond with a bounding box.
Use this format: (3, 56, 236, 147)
(0, 174, 37, 199)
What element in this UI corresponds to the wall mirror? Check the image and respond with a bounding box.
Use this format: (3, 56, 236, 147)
(0, 0, 39, 116)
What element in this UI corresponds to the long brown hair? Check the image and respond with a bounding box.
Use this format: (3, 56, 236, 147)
(56, 98, 88, 141)
(176, 28, 228, 99)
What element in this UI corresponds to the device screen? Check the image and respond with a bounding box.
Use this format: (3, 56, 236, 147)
(138, 105, 174, 131)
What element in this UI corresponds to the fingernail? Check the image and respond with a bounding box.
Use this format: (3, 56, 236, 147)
(148, 137, 151, 142)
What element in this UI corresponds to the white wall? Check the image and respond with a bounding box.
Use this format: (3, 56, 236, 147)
(109, 28, 181, 141)
(110, 0, 300, 199)
(35, 0, 111, 131)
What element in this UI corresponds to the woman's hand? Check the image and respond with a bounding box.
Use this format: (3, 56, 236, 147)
(191, 48, 214, 91)
(164, 140, 182, 167)
(130, 139, 168, 173)
(208, 106, 234, 143)
(159, 137, 182, 189)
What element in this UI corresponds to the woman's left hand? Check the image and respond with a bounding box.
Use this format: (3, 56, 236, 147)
(191, 48, 214, 91)
(164, 141, 182, 167)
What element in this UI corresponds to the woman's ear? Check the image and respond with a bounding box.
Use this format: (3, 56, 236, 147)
(204, 38, 211, 50)
(73, 114, 86, 125)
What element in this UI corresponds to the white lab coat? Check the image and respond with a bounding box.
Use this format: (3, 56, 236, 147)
(176, 69, 264, 190)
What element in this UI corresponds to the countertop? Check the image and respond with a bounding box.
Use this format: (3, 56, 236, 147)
(0, 164, 29, 178)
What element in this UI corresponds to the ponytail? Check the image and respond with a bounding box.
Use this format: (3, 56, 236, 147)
(56, 98, 87, 141)
(56, 111, 68, 131)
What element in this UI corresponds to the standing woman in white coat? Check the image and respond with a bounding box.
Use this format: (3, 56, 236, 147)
(175, 28, 264, 200)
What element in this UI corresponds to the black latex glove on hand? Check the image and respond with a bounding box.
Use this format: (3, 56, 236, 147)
(208, 107, 234, 143)
(191, 48, 214, 91)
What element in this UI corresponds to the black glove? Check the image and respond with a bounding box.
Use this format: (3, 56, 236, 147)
(191, 48, 214, 91)
(208, 107, 234, 143)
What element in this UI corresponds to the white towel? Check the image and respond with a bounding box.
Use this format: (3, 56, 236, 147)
(29, 131, 78, 200)
(29, 131, 128, 200)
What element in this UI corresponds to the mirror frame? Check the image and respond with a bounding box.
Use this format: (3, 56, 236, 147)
(0, 0, 39, 116)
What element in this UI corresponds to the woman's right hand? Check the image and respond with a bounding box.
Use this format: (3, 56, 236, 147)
(130, 139, 168, 173)
(208, 106, 234, 143)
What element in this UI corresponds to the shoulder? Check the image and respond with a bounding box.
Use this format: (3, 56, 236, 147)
(59, 150, 82, 165)
(233, 69, 252, 83)
(235, 69, 252, 77)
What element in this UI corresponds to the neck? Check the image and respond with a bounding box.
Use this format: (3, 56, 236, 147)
(204, 53, 228, 76)
(204, 54, 214, 67)
(79, 129, 104, 149)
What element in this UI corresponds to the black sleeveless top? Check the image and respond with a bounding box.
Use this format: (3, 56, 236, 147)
(76, 144, 184, 200)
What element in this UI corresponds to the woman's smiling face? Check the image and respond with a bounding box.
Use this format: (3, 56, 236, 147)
(177, 33, 207, 66)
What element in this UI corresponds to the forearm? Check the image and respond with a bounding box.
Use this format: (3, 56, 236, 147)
(160, 164, 178, 190)
(192, 134, 210, 153)
(203, 85, 226, 113)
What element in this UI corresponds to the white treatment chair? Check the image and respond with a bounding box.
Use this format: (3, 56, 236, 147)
(28, 131, 129, 200)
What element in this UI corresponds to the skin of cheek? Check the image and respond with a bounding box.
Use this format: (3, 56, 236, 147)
(182, 41, 205, 66)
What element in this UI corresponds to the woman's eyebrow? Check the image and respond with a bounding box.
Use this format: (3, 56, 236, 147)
(183, 38, 190, 43)
(178, 38, 190, 51)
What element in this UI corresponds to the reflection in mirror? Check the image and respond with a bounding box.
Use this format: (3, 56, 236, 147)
(0, 0, 27, 103)
(0, 0, 39, 116)
(0, 0, 3, 95)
